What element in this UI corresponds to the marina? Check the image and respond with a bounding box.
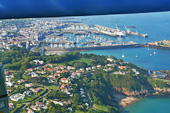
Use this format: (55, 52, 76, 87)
(61, 24, 148, 38)
(41, 23, 149, 53)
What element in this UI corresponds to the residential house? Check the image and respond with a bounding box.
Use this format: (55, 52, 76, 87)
(79, 68, 84, 71)
(113, 71, 128, 75)
(55, 65, 66, 70)
(7, 89, 12, 94)
(60, 78, 69, 83)
(67, 66, 75, 70)
(10, 93, 25, 101)
(60, 84, 69, 89)
(54, 73, 60, 77)
(107, 58, 114, 62)
(30, 106, 41, 111)
(132, 68, 140, 75)
(47, 75, 56, 79)
(36, 71, 46, 74)
(118, 66, 127, 70)
(27, 109, 35, 113)
(30, 72, 39, 78)
(107, 64, 115, 67)
(92, 66, 96, 70)
(9, 103, 15, 111)
(103, 68, 112, 72)
(5, 75, 11, 82)
(76, 70, 84, 73)
(25, 83, 35, 87)
(45, 68, 56, 72)
(67, 107, 73, 112)
(30, 88, 43, 93)
(52, 100, 64, 106)
(97, 65, 102, 68)
(6, 81, 14, 87)
(46, 64, 54, 67)
(27, 68, 33, 72)
(35, 101, 47, 109)
(17, 79, 25, 83)
(60, 70, 68, 74)
(86, 67, 92, 71)
(23, 91, 32, 96)
(32, 60, 44, 65)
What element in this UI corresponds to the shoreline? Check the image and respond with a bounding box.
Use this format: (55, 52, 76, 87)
(114, 94, 140, 108)
(115, 93, 170, 112)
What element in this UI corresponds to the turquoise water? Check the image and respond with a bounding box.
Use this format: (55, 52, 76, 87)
(122, 96, 170, 113)
(73, 12, 170, 71)
(81, 47, 170, 71)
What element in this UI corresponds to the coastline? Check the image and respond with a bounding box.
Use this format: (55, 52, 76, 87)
(114, 94, 140, 108)
(115, 93, 170, 112)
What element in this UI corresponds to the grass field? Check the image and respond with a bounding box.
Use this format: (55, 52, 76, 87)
(75, 110, 85, 113)
(45, 84, 58, 90)
(68, 58, 92, 65)
(17, 95, 37, 104)
(56, 58, 92, 66)
(94, 104, 108, 112)
(23, 75, 29, 80)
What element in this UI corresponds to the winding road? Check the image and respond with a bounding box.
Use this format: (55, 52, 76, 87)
(14, 87, 49, 113)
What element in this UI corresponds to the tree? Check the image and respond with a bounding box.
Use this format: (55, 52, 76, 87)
(61, 107, 67, 113)
(34, 47, 39, 53)
(14, 72, 22, 79)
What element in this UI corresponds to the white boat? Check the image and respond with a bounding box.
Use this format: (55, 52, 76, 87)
(122, 53, 125, 58)
(136, 54, 138, 58)
(154, 52, 156, 54)
(150, 54, 152, 56)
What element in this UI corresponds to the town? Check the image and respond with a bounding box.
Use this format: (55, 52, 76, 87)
(0, 19, 147, 56)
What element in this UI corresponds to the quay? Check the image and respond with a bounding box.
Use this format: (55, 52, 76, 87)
(62, 24, 148, 38)
(44, 43, 147, 51)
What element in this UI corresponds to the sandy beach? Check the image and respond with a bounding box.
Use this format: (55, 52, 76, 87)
(114, 94, 139, 107)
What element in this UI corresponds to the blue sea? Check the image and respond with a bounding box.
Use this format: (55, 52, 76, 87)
(62, 11, 170, 71)
(122, 96, 170, 113)
(61, 11, 170, 113)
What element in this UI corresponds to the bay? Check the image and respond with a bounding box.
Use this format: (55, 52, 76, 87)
(122, 96, 170, 113)
(76, 11, 170, 71)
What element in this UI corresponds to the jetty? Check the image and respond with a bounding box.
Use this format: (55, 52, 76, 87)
(61, 24, 148, 38)
(44, 43, 147, 51)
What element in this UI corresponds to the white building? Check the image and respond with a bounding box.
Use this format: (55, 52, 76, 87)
(6, 81, 14, 87)
(107, 58, 114, 62)
(52, 100, 64, 106)
(30, 72, 39, 78)
(10, 93, 25, 101)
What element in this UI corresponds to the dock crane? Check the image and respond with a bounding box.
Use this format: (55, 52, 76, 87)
(124, 25, 131, 34)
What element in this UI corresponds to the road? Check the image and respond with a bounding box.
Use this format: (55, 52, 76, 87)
(14, 87, 49, 113)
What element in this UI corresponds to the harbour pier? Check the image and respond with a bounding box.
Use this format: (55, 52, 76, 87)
(44, 43, 147, 52)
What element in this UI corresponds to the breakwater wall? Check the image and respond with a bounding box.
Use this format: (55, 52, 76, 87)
(145, 44, 170, 50)
(45, 43, 147, 51)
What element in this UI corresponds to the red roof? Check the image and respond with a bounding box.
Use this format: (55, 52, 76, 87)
(27, 68, 33, 71)
(60, 84, 68, 89)
(60, 78, 68, 81)
(45, 68, 56, 71)
(5, 71, 9, 75)
(118, 66, 127, 69)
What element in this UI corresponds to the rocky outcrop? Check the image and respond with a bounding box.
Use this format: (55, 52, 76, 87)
(154, 88, 170, 94)
(115, 87, 170, 97)
(115, 87, 154, 97)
